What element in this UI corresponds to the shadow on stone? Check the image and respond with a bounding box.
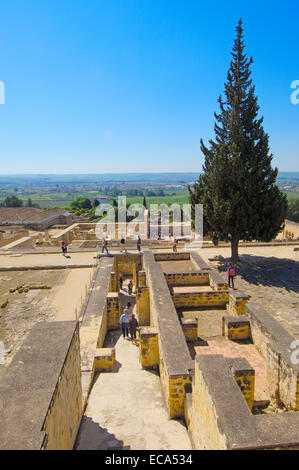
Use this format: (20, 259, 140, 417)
(74, 415, 131, 450)
(187, 339, 208, 360)
(217, 255, 299, 293)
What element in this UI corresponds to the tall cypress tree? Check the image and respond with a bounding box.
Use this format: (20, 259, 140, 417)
(189, 19, 287, 262)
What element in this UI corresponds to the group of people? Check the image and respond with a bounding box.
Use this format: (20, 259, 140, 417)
(119, 273, 133, 295)
(100, 236, 142, 255)
(120, 235, 142, 253)
(119, 302, 139, 344)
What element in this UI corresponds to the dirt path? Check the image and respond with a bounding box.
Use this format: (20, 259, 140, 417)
(51, 268, 94, 322)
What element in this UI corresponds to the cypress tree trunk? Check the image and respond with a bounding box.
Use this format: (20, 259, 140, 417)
(231, 237, 239, 263)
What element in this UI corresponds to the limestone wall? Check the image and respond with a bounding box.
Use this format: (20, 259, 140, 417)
(164, 271, 209, 286)
(51, 223, 80, 245)
(79, 258, 114, 405)
(171, 291, 229, 309)
(0, 231, 29, 248)
(143, 252, 193, 418)
(1, 236, 33, 250)
(189, 354, 299, 450)
(0, 321, 82, 450)
(42, 323, 82, 450)
(246, 302, 299, 410)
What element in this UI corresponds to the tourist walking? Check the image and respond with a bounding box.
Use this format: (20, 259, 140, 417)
(228, 263, 236, 289)
(128, 279, 133, 295)
(173, 238, 178, 253)
(119, 306, 130, 339)
(120, 236, 127, 253)
(137, 236, 141, 253)
(129, 314, 139, 344)
(101, 237, 109, 255)
(61, 241, 67, 256)
(119, 272, 123, 291)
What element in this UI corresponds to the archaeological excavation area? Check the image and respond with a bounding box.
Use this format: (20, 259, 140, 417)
(0, 242, 298, 450)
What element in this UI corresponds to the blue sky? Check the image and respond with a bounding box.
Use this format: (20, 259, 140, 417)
(0, 0, 298, 173)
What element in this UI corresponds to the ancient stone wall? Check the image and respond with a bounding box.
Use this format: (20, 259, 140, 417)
(42, 323, 82, 450)
(143, 252, 193, 418)
(0, 321, 82, 450)
(189, 354, 299, 450)
(246, 301, 299, 410)
(164, 271, 209, 286)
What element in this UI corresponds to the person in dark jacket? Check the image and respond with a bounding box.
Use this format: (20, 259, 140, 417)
(129, 314, 139, 344)
(128, 278, 133, 295)
(137, 236, 141, 253)
(119, 272, 123, 291)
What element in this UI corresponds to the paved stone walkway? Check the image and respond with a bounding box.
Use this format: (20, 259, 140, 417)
(0, 252, 96, 268)
(75, 329, 192, 450)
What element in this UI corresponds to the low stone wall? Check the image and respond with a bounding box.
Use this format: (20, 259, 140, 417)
(189, 354, 299, 449)
(0, 231, 29, 248)
(222, 315, 251, 340)
(0, 321, 82, 450)
(94, 348, 116, 372)
(154, 252, 190, 262)
(190, 251, 210, 270)
(246, 302, 299, 410)
(181, 318, 198, 342)
(143, 252, 194, 418)
(164, 271, 209, 286)
(139, 327, 159, 369)
(136, 287, 150, 326)
(228, 290, 251, 316)
(209, 269, 228, 290)
(51, 223, 80, 245)
(172, 291, 229, 309)
(107, 293, 121, 329)
(79, 258, 114, 406)
(1, 236, 33, 250)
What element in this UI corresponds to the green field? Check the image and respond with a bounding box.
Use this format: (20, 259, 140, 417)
(0, 188, 298, 210)
(282, 191, 299, 201)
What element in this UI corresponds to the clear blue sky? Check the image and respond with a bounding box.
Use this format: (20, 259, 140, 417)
(0, 0, 298, 173)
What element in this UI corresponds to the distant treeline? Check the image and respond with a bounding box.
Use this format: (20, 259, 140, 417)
(99, 186, 166, 197)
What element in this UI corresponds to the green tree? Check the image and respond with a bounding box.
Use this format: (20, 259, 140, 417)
(70, 197, 92, 211)
(27, 198, 32, 207)
(189, 19, 287, 262)
(3, 195, 24, 207)
(93, 198, 100, 208)
(143, 196, 147, 209)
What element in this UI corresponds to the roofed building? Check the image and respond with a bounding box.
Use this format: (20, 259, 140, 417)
(0, 207, 73, 230)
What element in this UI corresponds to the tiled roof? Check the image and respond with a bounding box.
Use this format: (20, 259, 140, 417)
(0, 207, 69, 224)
